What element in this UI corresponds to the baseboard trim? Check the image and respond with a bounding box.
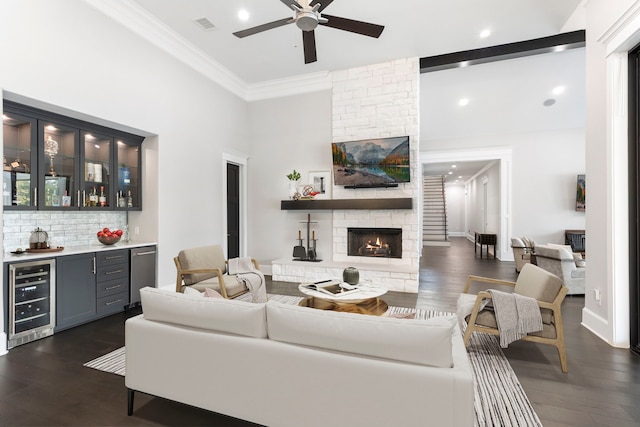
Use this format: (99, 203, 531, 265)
(581, 306, 626, 348)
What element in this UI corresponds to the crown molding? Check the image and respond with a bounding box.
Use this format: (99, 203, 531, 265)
(245, 71, 332, 102)
(82, 0, 331, 102)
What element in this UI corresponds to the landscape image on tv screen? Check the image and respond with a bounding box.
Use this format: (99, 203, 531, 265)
(332, 136, 410, 187)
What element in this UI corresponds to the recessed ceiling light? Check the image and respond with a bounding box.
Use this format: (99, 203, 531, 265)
(452, 165, 457, 168)
(458, 176, 462, 179)
(458, 98, 469, 107)
(552, 85, 566, 95)
(238, 9, 250, 21)
(448, 171, 453, 175)
(479, 28, 492, 38)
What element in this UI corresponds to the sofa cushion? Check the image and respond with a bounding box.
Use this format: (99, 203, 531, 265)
(265, 300, 456, 368)
(140, 287, 267, 338)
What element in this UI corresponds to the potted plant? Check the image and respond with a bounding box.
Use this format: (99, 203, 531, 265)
(287, 169, 301, 199)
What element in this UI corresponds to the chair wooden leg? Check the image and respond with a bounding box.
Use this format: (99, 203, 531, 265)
(556, 343, 568, 373)
(463, 326, 473, 345)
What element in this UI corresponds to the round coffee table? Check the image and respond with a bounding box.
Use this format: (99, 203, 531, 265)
(299, 296, 388, 316)
(297, 282, 389, 316)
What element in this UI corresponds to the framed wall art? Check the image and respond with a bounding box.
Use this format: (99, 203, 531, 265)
(576, 174, 585, 211)
(308, 170, 332, 200)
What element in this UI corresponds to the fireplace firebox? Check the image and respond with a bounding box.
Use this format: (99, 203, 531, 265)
(347, 228, 402, 258)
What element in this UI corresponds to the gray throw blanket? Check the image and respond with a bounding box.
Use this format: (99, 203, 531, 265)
(487, 289, 543, 348)
(228, 257, 267, 303)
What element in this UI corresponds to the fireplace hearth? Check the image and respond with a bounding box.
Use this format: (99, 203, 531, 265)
(347, 227, 402, 258)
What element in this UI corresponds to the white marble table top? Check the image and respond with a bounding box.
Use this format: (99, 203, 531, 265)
(298, 281, 388, 303)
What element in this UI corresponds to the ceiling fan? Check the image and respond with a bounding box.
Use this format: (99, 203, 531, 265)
(233, 0, 385, 64)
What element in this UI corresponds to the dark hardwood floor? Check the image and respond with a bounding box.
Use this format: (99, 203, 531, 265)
(0, 237, 638, 426)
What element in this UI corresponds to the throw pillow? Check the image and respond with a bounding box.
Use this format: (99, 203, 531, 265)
(183, 287, 203, 297)
(204, 288, 224, 298)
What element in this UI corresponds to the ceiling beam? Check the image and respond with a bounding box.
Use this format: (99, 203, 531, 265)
(420, 30, 586, 73)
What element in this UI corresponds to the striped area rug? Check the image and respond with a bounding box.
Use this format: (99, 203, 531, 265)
(84, 293, 542, 427)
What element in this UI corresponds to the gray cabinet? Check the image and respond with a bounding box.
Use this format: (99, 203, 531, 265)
(55, 249, 131, 331)
(130, 246, 156, 305)
(56, 253, 96, 331)
(96, 249, 130, 316)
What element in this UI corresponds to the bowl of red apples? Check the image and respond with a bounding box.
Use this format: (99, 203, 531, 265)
(97, 227, 123, 245)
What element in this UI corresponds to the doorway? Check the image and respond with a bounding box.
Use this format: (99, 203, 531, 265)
(628, 43, 640, 354)
(227, 163, 240, 259)
(222, 152, 248, 260)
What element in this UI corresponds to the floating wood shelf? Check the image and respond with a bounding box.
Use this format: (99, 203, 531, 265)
(281, 198, 412, 210)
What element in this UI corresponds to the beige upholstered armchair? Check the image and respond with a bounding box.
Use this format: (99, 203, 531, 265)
(510, 237, 532, 273)
(533, 244, 585, 295)
(460, 263, 569, 373)
(174, 245, 259, 298)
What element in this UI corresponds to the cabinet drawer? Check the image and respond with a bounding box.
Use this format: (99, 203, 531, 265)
(96, 277, 130, 299)
(97, 291, 129, 316)
(96, 263, 129, 282)
(96, 250, 129, 267)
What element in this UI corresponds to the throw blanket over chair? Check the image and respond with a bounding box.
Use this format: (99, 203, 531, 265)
(174, 245, 261, 299)
(457, 263, 569, 373)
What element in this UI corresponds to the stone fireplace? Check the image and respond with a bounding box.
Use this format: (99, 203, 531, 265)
(347, 227, 402, 258)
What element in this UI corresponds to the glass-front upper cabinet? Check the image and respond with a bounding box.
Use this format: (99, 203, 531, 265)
(81, 130, 112, 208)
(2, 112, 37, 209)
(39, 121, 79, 209)
(115, 138, 142, 210)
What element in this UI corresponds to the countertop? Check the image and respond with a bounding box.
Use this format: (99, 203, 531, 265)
(3, 241, 157, 263)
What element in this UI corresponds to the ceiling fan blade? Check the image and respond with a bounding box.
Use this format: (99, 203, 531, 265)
(233, 17, 292, 38)
(303, 30, 318, 64)
(309, 0, 334, 13)
(320, 14, 384, 38)
(280, 0, 303, 11)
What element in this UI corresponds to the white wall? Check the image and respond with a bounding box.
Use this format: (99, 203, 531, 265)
(581, 0, 637, 346)
(465, 162, 501, 238)
(0, 0, 250, 342)
(444, 183, 465, 236)
(247, 91, 332, 264)
(424, 128, 585, 244)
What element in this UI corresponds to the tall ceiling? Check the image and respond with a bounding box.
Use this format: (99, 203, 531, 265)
(126, 0, 583, 84)
(109, 0, 585, 183)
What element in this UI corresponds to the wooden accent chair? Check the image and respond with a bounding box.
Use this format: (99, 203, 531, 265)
(510, 237, 532, 273)
(174, 245, 259, 299)
(461, 263, 569, 373)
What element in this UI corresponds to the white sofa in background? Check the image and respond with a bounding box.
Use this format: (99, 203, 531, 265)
(125, 287, 474, 427)
(534, 244, 586, 295)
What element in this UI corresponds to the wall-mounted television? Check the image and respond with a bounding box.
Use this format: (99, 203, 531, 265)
(332, 136, 410, 188)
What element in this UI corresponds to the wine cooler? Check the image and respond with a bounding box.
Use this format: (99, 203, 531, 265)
(8, 259, 56, 349)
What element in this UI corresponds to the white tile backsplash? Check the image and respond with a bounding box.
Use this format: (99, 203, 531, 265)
(3, 211, 127, 251)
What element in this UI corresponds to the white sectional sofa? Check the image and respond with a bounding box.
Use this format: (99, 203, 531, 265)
(126, 287, 474, 427)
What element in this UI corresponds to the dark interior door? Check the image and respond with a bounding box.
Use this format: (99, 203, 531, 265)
(629, 44, 640, 354)
(227, 163, 240, 259)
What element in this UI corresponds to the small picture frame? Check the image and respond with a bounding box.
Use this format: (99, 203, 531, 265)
(308, 170, 332, 200)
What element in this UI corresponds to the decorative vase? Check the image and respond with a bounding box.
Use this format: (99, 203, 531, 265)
(288, 180, 299, 199)
(343, 267, 360, 285)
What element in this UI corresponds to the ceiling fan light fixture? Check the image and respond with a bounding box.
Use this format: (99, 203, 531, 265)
(296, 12, 319, 31)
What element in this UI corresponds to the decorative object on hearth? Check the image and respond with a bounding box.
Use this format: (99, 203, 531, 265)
(44, 135, 59, 177)
(342, 267, 360, 285)
(287, 169, 301, 199)
(308, 170, 332, 199)
(292, 214, 321, 262)
(232, 0, 384, 64)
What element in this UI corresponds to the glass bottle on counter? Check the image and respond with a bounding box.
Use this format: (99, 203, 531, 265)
(127, 190, 133, 208)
